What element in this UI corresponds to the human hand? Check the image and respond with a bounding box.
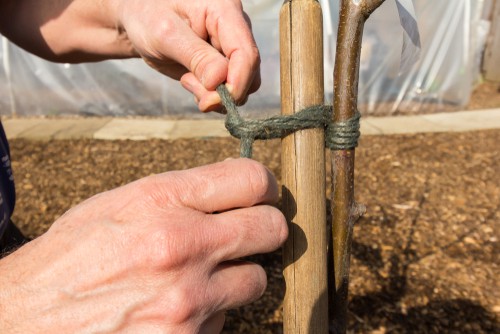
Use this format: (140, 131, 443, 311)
(114, 0, 261, 112)
(0, 159, 287, 333)
(0, 0, 260, 112)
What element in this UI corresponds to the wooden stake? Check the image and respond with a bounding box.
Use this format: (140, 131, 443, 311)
(329, 1, 385, 333)
(280, 0, 328, 332)
(483, 0, 500, 81)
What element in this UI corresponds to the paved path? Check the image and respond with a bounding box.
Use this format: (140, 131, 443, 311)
(3, 108, 500, 140)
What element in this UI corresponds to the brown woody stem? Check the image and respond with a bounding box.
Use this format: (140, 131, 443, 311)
(329, 0, 385, 333)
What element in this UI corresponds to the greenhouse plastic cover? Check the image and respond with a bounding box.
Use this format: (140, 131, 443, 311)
(0, 0, 492, 118)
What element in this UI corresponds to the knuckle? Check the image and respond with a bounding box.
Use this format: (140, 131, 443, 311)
(217, 0, 243, 11)
(243, 205, 288, 252)
(229, 210, 258, 247)
(189, 48, 207, 79)
(242, 11, 253, 29)
(249, 46, 261, 69)
(157, 19, 179, 42)
(232, 0, 244, 11)
(163, 286, 200, 324)
(148, 229, 183, 269)
(241, 159, 277, 203)
(190, 50, 227, 86)
(143, 172, 185, 209)
(146, 212, 208, 270)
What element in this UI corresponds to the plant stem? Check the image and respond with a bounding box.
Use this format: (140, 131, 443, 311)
(330, 1, 385, 333)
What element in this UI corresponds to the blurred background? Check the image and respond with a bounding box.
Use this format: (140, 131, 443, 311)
(0, 0, 497, 118)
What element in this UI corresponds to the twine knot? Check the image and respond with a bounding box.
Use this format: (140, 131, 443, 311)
(217, 85, 360, 158)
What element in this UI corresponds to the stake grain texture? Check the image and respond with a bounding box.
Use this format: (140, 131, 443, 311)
(280, 0, 329, 333)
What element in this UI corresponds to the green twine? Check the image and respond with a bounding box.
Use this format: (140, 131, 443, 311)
(217, 85, 360, 158)
(326, 111, 361, 151)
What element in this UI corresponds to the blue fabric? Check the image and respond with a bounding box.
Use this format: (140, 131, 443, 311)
(0, 122, 15, 239)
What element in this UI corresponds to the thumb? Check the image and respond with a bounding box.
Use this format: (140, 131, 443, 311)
(161, 17, 228, 90)
(186, 44, 228, 90)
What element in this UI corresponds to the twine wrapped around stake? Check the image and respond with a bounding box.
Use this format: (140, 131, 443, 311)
(217, 85, 361, 157)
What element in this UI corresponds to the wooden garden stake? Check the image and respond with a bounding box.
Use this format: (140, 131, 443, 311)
(280, 0, 329, 332)
(330, 0, 386, 333)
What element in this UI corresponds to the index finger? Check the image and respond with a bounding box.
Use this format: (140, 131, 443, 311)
(207, 2, 261, 101)
(150, 158, 279, 213)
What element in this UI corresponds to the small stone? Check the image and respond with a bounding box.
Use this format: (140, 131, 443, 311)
(464, 237, 476, 245)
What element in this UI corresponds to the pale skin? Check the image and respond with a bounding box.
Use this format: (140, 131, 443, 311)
(0, 159, 288, 333)
(0, 0, 261, 111)
(0, 1, 284, 333)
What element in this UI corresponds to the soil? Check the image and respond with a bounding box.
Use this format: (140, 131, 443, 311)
(469, 81, 500, 110)
(9, 128, 500, 333)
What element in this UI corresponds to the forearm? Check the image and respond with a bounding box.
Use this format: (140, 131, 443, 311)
(0, 0, 137, 63)
(0, 0, 261, 113)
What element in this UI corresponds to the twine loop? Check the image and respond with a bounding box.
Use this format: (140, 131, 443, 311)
(217, 85, 360, 158)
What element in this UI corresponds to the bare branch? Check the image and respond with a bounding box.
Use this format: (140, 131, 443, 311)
(362, 0, 387, 15)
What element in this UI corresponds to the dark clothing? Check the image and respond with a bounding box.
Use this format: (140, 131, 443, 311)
(0, 122, 15, 239)
(0, 121, 27, 253)
(0, 220, 27, 254)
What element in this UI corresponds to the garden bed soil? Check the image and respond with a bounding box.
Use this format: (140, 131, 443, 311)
(9, 128, 500, 333)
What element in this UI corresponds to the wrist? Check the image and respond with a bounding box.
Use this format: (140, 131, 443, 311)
(0, 0, 137, 62)
(44, 0, 138, 62)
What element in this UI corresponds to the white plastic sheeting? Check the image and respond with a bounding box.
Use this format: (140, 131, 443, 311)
(0, 0, 491, 117)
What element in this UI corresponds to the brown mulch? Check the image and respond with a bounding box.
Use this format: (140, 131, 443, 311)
(469, 81, 500, 110)
(9, 128, 500, 333)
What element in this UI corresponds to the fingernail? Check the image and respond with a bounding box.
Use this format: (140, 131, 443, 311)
(207, 92, 221, 105)
(182, 81, 193, 92)
(199, 92, 221, 113)
(224, 157, 234, 161)
(225, 83, 235, 96)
